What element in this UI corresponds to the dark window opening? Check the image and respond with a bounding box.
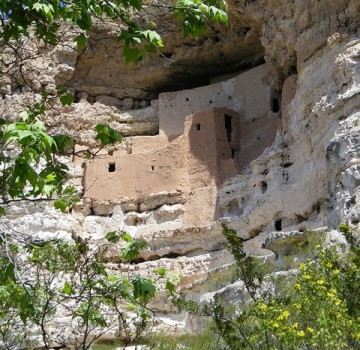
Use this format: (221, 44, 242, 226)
(108, 162, 116, 172)
(160, 52, 173, 59)
(283, 162, 293, 168)
(186, 97, 189, 101)
(151, 165, 155, 171)
(209, 100, 213, 104)
(289, 65, 297, 74)
(195, 123, 201, 131)
(275, 219, 282, 231)
(272, 98, 280, 113)
(231, 149, 236, 159)
(224, 114, 232, 142)
(260, 181, 267, 193)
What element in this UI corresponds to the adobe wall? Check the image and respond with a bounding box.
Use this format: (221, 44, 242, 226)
(185, 108, 240, 186)
(83, 64, 281, 224)
(84, 137, 188, 201)
(158, 63, 272, 137)
(83, 108, 244, 228)
(183, 108, 240, 227)
(238, 114, 281, 169)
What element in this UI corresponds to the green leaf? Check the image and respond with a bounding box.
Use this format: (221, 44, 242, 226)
(41, 133, 55, 151)
(32, 3, 43, 12)
(63, 186, 78, 195)
(0, 261, 16, 284)
(42, 184, 55, 198)
(105, 231, 121, 243)
(129, 0, 142, 11)
(17, 130, 34, 141)
(76, 12, 92, 30)
(122, 45, 144, 65)
(75, 33, 87, 51)
(56, 85, 67, 95)
(45, 173, 57, 182)
(19, 312, 27, 324)
(142, 30, 163, 47)
(120, 232, 133, 243)
(154, 267, 167, 277)
(132, 274, 156, 302)
(54, 199, 67, 212)
(165, 280, 176, 295)
(62, 282, 74, 295)
(126, 303, 137, 311)
(339, 223, 350, 234)
(95, 124, 123, 146)
(18, 111, 29, 122)
(93, 314, 107, 327)
(53, 134, 74, 154)
(60, 93, 74, 106)
(0, 207, 5, 216)
(121, 239, 147, 261)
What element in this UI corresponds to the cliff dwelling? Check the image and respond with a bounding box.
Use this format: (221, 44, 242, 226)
(83, 63, 280, 227)
(2, 0, 360, 345)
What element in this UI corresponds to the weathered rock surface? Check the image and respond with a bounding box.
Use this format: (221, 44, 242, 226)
(1, 0, 360, 346)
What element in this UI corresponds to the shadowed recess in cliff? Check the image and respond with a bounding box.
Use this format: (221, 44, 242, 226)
(70, 19, 265, 101)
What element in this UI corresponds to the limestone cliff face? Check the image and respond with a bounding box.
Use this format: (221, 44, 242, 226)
(1, 0, 360, 335)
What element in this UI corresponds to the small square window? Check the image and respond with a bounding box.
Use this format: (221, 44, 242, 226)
(108, 162, 116, 172)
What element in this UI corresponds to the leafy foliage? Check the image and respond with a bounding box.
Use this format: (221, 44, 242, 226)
(95, 124, 124, 146)
(181, 225, 360, 350)
(0, 92, 79, 210)
(146, 328, 223, 350)
(174, 0, 228, 38)
(0, 231, 178, 349)
(0, 90, 123, 214)
(0, 0, 228, 63)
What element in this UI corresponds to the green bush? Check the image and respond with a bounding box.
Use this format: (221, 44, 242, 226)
(183, 225, 360, 350)
(146, 328, 223, 350)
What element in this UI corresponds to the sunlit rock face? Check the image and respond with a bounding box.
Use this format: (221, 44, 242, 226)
(1, 0, 360, 343)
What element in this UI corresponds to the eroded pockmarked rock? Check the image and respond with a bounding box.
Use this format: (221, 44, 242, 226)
(1, 0, 360, 343)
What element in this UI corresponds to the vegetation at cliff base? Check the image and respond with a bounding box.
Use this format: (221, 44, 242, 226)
(171, 224, 360, 350)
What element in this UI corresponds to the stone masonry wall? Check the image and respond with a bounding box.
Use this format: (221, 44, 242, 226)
(158, 64, 273, 137)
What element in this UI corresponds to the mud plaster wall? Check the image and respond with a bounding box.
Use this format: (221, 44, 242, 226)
(183, 108, 240, 227)
(158, 63, 273, 137)
(84, 136, 187, 202)
(84, 108, 242, 226)
(84, 108, 240, 196)
(84, 64, 281, 226)
(239, 114, 281, 170)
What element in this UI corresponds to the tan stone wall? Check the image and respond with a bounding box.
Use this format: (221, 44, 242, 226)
(83, 63, 281, 226)
(84, 104, 280, 224)
(83, 107, 247, 227)
(84, 137, 187, 201)
(239, 114, 281, 170)
(182, 108, 240, 226)
(158, 63, 272, 137)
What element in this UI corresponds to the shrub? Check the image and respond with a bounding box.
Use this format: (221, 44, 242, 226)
(184, 225, 360, 350)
